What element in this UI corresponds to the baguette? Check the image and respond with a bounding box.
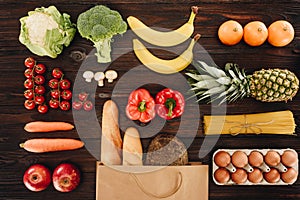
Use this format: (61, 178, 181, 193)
(123, 127, 143, 166)
(101, 100, 122, 165)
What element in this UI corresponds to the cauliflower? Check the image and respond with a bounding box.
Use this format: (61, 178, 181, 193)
(77, 5, 127, 63)
(19, 6, 76, 58)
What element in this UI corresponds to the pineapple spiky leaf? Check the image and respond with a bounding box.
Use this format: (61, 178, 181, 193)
(186, 62, 250, 104)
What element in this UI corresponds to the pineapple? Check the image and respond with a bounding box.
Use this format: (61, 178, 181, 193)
(186, 61, 299, 104)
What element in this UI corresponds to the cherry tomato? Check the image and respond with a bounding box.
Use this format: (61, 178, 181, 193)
(83, 100, 93, 111)
(24, 57, 35, 68)
(34, 95, 45, 105)
(72, 100, 83, 110)
(50, 89, 60, 99)
(24, 89, 34, 99)
(24, 68, 34, 79)
(35, 63, 46, 74)
(49, 98, 59, 109)
(78, 92, 89, 102)
(61, 90, 72, 100)
(60, 101, 70, 111)
(52, 68, 63, 79)
(59, 79, 71, 90)
(24, 79, 34, 89)
(48, 79, 59, 89)
(24, 100, 35, 110)
(38, 104, 48, 114)
(34, 75, 45, 85)
(34, 85, 45, 95)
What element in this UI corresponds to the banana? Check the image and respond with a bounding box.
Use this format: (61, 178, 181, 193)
(127, 6, 198, 47)
(133, 34, 200, 74)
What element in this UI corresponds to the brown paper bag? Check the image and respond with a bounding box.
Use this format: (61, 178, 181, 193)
(96, 162, 208, 200)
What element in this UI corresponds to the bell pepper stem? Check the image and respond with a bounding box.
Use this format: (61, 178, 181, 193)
(138, 100, 146, 112)
(165, 98, 176, 117)
(167, 102, 173, 117)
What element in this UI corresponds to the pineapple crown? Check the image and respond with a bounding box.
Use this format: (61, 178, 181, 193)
(186, 61, 251, 104)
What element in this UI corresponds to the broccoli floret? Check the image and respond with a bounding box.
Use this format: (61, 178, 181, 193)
(77, 5, 127, 63)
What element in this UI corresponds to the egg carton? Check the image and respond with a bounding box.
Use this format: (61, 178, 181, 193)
(212, 148, 298, 185)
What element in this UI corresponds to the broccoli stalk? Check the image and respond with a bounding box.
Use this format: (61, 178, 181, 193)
(77, 5, 127, 63)
(93, 38, 112, 63)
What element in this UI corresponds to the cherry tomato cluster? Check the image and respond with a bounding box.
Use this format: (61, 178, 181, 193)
(48, 68, 72, 111)
(72, 92, 93, 111)
(23, 57, 48, 113)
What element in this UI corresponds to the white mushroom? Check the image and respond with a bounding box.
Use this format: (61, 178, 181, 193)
(94, 72, 105, 87)
(83, 71, 94, 82)
(105, 70, 118, 83)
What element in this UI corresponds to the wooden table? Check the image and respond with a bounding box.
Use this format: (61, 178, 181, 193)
(1, 0, 299, 199)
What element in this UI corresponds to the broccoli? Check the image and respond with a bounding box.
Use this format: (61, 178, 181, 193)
(77, 5, 127, 63)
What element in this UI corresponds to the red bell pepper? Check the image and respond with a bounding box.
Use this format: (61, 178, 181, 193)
(155, 88, 185, 120)
(126, 88, 156, 123)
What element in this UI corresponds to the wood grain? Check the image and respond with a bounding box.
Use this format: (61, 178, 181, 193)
(0, 0, 299, 199)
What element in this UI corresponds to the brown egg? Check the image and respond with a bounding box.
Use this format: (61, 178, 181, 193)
(265, 150, 281, 167)
(248, 168, 263, 183)
(214, 168, 230, 184)
(264, 168, 280, 183)
(248, 151, 264, 167)
(281, 168, 298, 184)
(214, 151, 231, 167)
(281, 150, 298, 167)
(232, 151, 248, 168)
(231, 168, 247, 184)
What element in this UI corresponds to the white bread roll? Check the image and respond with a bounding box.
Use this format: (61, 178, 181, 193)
(101, 100, 122, 165)
(123, 127, 143, 165)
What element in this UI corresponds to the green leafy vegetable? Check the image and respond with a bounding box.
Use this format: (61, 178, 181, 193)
(19, 6, 76, 58)
(77, 5, 127, 63)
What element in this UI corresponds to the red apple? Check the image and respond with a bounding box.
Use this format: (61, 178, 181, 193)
(23, 164, 51, 192)
(52, 163, 81, 192)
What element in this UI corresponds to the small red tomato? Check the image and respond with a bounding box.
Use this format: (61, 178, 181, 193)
(24, 79, 34, 89)
(78, 92, 89, 102)
(59, 79, 71, 90)
(24, 57, 35, 68)
(35, 63, 46, 74)
(61, 90, 72, 100)
(50, 89, 60, 99)
(72, 100, 83, 110)
(48, 79, 59, 89)
(83, 100, 93, 111)
(34, 85, 45, 95)
(35, 75, 45, 85)
(60, 101, 70, 111)
(49, 98, 59, 109)
(38, 104, 48, 114)
(24, 100, 35, 110)
(24, 68, 34, 79)
(35, 95, 45, 105)
(24, 89, 34, 99)
(52, 68, 63, 79)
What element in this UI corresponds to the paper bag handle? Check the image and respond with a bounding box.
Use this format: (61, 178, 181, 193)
(130, 172, 183, 199)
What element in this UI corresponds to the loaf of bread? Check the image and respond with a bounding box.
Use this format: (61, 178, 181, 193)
(123, 127, 143, 166)
(145, 134, 188, 166)
(101, 100, 122, 165)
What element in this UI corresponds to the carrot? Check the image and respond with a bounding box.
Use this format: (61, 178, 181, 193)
(19, 138, 84, 153)
(24, 121, 74, 132)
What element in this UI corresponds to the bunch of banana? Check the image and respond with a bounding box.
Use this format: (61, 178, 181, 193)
(128, 6, 200, 74)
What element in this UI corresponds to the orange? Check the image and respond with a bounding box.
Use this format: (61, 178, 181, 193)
(243, 21, 268, 46)
(268, 20, 294, 47)
(218, 20, 243, 46)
